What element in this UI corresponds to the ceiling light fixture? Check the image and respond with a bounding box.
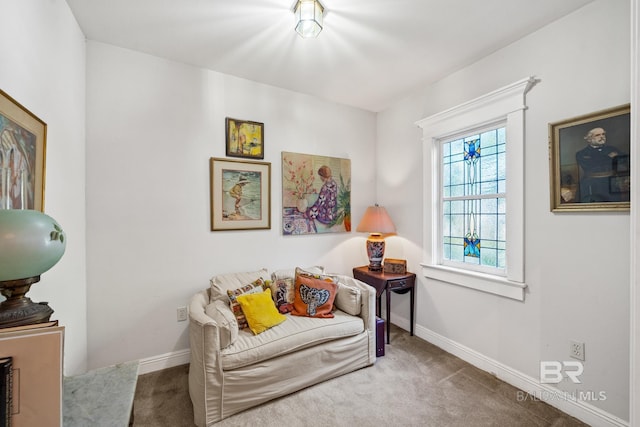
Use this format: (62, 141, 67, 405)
(293, 0, 325, 38)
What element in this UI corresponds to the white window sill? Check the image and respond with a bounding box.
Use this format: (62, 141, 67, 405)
(421, 263, 527, 301)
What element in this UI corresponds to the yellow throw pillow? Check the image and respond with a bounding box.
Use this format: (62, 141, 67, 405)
(236, 288, 287, 335)
(227, 278, 266, 330)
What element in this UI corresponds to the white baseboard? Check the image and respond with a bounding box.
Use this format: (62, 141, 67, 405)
(138, 348, 191, 375)
(390, 316, 628, 427)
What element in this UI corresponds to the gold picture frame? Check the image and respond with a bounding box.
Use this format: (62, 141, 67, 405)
(225, 117, 264, 160)
(210, 157, 271, 231)
(0, 89, 47, 211)
(549, 104, 630, 212)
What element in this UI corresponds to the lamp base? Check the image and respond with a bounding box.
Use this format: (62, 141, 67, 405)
(366, 233, 385, 272)
(0, 276, 54, 328)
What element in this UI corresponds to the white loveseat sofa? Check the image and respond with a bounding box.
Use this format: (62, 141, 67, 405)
(188, 267, 377, 426)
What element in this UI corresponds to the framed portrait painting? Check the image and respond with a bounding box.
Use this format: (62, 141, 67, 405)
(210, 157, 271, 231)
(0, 89, 47, 211)
(225, 118, 264, 159)
(549, 104, 630, 212)
(281, 151, 351, 235)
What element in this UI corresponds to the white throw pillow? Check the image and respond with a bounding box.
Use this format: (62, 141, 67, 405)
(209, 268, 269, 302)
(335, 281, 362, 316)
(270, 266, 324, 282)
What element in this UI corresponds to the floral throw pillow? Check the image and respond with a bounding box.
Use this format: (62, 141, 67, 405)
(269, 278, 295, 314)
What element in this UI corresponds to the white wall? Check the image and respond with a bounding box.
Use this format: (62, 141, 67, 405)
(0, 0, 87, 375)
(1, 0, 632, 422)
(84, 42, 376, 369)
(377, 0, 630, 421)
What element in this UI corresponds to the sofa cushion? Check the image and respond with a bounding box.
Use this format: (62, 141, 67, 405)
(210, 268, 269, 302)
(291, 275, 337, 318)
(205, 300, 238, 348)
(335, 281, 362, 316)
(269, 278, 295, 313)
(220, 309, 364, 370)
(227, 279, 267, 330)
(236, 288, 287, 335)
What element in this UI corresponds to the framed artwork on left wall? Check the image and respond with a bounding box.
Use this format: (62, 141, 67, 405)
(0, 89, 47, 211)
(225, 117, 264, 159)
(210, 157, 271, 231)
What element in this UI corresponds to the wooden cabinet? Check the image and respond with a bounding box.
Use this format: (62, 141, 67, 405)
(0, 324, 64, 427)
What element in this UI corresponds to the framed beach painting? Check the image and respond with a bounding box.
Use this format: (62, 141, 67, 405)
(0, 89, 47, 211)
(210, 157, 271, 231)
(549, 104, 630, 212)
(281, 151, 350, 235)
(225, 118, 264, 160)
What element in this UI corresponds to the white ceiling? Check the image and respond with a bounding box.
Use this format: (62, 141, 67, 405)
(65, 0, 594, 112)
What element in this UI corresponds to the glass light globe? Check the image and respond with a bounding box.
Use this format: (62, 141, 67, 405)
(0, 209, 66, 281)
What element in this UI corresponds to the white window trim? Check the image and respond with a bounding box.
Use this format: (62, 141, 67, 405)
(415, 77, 536, 301)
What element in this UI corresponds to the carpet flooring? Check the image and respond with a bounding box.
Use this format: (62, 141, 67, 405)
(133, 325, 588, 426)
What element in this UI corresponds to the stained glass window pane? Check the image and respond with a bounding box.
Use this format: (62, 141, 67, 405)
(450, 241, 464, 262)
(442, 141, 451, 157)
(497, 127, 506, 144)
(480, 153, 497, 181)
(450, 139, 464, 156)
(481, 198, 498, 213)
(481, 180, 498, 194)
(480, 214, 497, 240)
(450, 161, 465, 185)
(443, 241, 452, 259)
(451, 213, 464, 237)
(497, 150, 506, 180)
(441, 126, 506, 271)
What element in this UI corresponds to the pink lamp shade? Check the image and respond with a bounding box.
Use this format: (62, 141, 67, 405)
(356, 205, 396, 271)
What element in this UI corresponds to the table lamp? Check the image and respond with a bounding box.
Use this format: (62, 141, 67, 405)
(356, 204, 396, 271)
(0, 209, 66, 328)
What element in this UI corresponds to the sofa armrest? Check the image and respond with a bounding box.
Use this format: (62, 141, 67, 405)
(189, 289, 224, 371)
(189, 289, 216, 327)
(333, 275, 377, 364)
(188, 290, 225, 427)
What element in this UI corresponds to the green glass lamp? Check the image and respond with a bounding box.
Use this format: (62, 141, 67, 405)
(0, 209, 66, 328)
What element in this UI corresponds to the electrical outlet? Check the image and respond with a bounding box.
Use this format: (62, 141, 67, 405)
(570, 340, 585, 361)
(177, 306, 188, 322)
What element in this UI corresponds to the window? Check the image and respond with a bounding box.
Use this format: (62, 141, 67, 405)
(416, 77, 535, 301)
(442, 125, 506, 274)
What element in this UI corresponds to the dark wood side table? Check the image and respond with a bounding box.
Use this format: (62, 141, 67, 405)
(352, 266, 416, 344)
